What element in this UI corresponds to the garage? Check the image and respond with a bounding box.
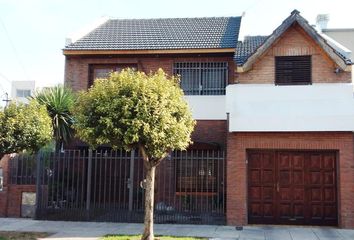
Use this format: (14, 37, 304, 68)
(247, 150, 337, 226)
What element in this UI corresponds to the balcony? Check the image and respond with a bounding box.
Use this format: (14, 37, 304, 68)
(185, 95, 226, 120)
(226, 83, 354, 132)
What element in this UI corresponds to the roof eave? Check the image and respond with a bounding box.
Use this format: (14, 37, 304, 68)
(296, 16, 351, 71)
(63, 48, 236, 56)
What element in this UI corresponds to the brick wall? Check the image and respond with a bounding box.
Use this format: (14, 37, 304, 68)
(66, 120, 228, 150)
(0, 155, 36, 218)
(0, 155, 10, 217)
(191, 120, 227, 148)
(226, 132, 354, 228)
(236, 24, 351, 84)
(64, 54, 235, 91)
(6, 185, 36, 217)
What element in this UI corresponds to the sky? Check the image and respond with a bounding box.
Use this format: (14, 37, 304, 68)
(0, 0, 353, 105)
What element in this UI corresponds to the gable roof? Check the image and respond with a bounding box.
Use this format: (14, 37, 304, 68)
(238, 10, 352, 72)
(64, 17, 241, 54)
(235, 35, 268, 65)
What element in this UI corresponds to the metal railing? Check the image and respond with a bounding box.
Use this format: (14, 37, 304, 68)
(10, 154, 37, 185)
(11, 149, 226, 224)
(173, 62, 228, 95)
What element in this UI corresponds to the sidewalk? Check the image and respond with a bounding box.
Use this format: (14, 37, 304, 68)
(1, 218, 354, 240)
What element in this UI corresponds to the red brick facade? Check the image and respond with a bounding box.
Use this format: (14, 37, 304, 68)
(236, 24, 351, 84)
(226, 132, 354, 228)
(191, 120, 227, 149)
(64, 53, 231, 148)
(65, 54, 235, 91)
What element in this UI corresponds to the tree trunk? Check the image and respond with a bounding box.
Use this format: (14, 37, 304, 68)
(55, 141, 62, 153)
(141, 165, 156, 240)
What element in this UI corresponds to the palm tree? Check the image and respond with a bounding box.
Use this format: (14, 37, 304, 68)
(33, 85, 75, 152)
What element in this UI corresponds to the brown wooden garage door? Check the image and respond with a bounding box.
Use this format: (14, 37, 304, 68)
(247, 150, 337, 226)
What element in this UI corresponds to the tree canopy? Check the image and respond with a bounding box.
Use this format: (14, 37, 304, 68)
(0, 101, 53, 158)
(74, 68, 195, 162)
(33, 85, 76, 152)
(74, 68, 195, 240)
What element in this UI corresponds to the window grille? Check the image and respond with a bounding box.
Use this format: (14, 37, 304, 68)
(173, 62, 228, 95)
(275, 56, 311, 85)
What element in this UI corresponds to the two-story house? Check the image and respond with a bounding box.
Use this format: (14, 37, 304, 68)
(62, 10, 354, 228)
(228, 10, 354, 227)
(64, 16, 240, 151)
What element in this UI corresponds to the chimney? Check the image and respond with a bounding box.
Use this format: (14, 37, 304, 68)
(316, 14, 330, 31)
(65, 38, 72, 46)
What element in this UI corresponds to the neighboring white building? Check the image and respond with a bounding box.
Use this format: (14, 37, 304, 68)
(316, 14, 354, 79)
(11, 81, 35, 104)
(322, 28, 354, 62)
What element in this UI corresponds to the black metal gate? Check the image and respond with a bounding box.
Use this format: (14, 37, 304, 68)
(34, 149, 225, 224)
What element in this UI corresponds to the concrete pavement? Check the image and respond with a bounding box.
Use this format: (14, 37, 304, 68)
(1, 218, 354, 240)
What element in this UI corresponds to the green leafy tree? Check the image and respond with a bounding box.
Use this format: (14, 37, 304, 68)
(74, 69, 195, 240)
(0, 101, 53, 159)
(33, 85, 75, 152)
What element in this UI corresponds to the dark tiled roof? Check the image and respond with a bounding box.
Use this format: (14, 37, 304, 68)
(234, 36, 268, 65)
(65, 17, 241, 50)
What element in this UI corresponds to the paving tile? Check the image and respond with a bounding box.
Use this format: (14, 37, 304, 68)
(264, 229, 292, 240)
(239, 229, 265, 240)
(312, 228, 343, 238)
(46, 231, 105, 238)
(2, 217, 354, 240)
(213, 228, 240, 238)
(337, 229, 354, 240)
(288, 227, 318, 240)
(210, 238, 238, 240)
(315, 237, 343, 240)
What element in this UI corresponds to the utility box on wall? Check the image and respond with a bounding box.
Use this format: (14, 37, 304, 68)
(21, 192, 36, 218)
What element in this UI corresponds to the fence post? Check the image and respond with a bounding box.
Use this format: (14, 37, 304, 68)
(34, 152, 42, 219)
(128, 149, 135, 212)
(86, 149, 93, 219)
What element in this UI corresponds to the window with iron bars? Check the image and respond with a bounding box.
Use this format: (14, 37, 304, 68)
(173, 62, 228, 95)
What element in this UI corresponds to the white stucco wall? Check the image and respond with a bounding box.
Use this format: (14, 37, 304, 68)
(185, 95, 226, 120)
(226, 83, 354, 132)
(11, 81, 35, 104)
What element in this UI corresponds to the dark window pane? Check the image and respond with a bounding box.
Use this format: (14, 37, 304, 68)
(16, 89, 31, 98)
(88, 64, 137, 87)
(275, 56, 311, 85)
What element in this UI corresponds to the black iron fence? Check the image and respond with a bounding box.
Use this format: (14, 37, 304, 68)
(10, 153, 37, 185)
(11, 149, 226, 224)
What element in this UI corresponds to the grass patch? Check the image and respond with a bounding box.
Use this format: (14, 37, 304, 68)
(0, 231, 50, 240)
(101, 235, 206, 240)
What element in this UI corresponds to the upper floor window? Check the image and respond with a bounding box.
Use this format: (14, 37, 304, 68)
(173, 62, 228, 95)
(275, 56, 311, 85)
(16, 89, 31, 98)
(88, 64, 137, 87)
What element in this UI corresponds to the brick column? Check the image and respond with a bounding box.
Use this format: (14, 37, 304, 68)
(0, 155, 10, 217)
